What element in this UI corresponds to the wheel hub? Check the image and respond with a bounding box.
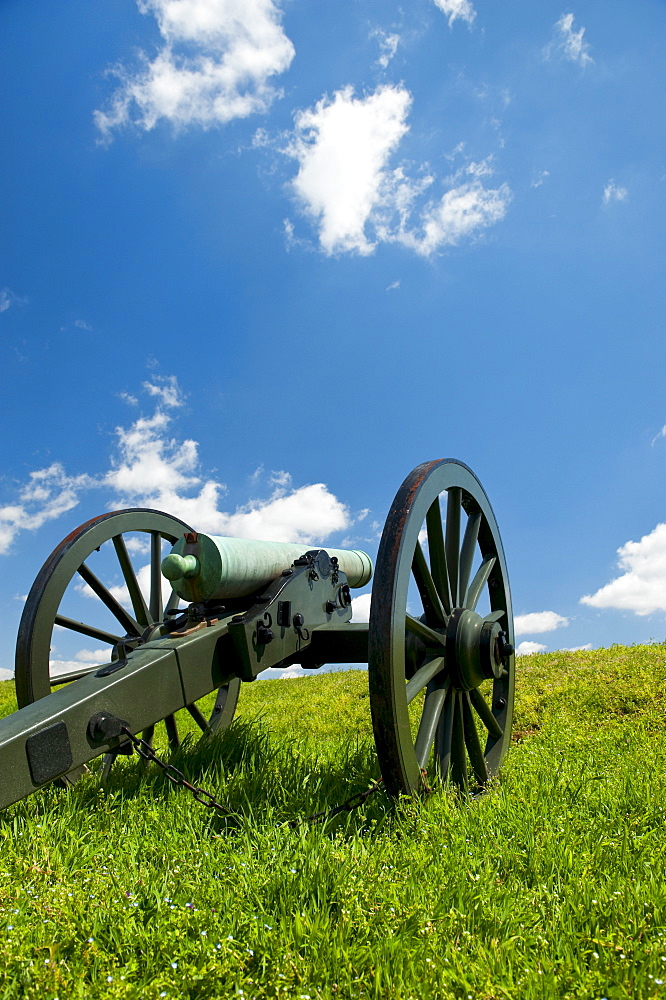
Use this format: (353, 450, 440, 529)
(446, 608, 508, 690)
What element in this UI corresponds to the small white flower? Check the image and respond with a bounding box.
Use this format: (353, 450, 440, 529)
(107, 976, 113, 982)
(171, 962, 177, 969)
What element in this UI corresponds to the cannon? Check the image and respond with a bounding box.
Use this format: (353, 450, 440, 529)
(2, 459, 515, 811)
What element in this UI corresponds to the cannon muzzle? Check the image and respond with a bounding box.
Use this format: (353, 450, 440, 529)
(161, 534, 373, 602)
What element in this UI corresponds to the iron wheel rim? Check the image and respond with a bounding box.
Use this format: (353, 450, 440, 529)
(368, 459, 514, 796)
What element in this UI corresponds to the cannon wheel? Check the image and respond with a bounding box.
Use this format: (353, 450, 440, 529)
(368, 460, 514, 797)
(15, 509, 240, 780)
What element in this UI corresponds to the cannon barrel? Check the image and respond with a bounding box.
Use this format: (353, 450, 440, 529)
(161, 533, 373, 602)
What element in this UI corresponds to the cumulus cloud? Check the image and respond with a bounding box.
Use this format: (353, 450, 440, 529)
(546, 13, 593, 67)
(581, 523, 666, 615)
(351, 592, 372, 623)
(516, 641, 547, 656)
(94, 0, 295, 138)
(514, 611, 569, 636)
(287, 85, 412, 256)
(284, 85, 510, 257)
(0, 375, 353, 555)
(602, 180, 628, 204)
(562, 644, 592, 652)
(433, 0, 476, 28)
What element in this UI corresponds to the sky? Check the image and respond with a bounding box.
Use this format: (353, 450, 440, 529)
(1, 0, 665, 682)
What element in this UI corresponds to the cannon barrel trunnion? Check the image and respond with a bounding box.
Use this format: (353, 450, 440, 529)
(3, 459, 515, 813)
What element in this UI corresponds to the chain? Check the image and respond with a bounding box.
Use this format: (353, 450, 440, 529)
(119, 726, 384, 827)
(287, 778, 383, 828)
(120, 727, 240, 818)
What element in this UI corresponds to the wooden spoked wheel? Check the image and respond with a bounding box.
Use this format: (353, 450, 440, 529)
(15, 509, 240, 778)
(368, 460, 514, 797)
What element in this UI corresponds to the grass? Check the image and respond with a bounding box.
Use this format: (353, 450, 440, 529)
(0, 645, 665, 998)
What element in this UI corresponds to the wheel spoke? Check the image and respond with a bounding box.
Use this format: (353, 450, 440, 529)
(458, 511, 482, 608)
(426, 497, 452, 614)
(186, 703, 209, 733)
(450, 692, 468, 793)
(412, 542, 446, 627)
(112, 534, 151, 627)
(462, 692, 489, 786)
(150, 532, 163, 623)
(76, 562, 141, 636)
(50, 664, 102, 686)
(469, 687, 503, 739)
(445, 488, 462, 606)
(465, 555, 497, 611)
(405, 614, 445, 648)
(484, 609, 505, 623)
(164, 714, 180, 750)
(54, 614, 123, 646)
(406, 655, 446, 705)
(414, 680, 450, 769)
(434, 688, 455, 777)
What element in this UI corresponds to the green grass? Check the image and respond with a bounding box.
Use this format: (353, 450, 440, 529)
(1, 645, 666, 999)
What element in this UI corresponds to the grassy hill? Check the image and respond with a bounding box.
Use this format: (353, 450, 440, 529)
(0, 645, 665, 999)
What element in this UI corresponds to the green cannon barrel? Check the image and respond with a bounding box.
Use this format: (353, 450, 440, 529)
(161, 534, 373, 603)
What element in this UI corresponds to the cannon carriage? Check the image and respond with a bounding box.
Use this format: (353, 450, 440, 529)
(2, 459, 515, 812)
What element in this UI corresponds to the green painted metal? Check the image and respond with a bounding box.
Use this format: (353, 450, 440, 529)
(1, 458, 514, 814)
(161, 533, 372, 602)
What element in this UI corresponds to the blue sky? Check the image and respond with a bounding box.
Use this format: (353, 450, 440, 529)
(1, 0, 665, 679)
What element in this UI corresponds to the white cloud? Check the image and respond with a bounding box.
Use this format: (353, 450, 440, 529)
(351, 592, 372, 623)
(74, 319, 93, 331)
(0, 667, 14, 681)
(386, 280, 400, 292)
(546, 13, 593, 67)
(531, 169, 550, 189)
(398, 179, 511, 256)
(0, 287, 27, 314)
(373, 30, 400, 69)
(0, 376, 353, 554)
(284, 85, 510, 257)
(94, 0, 295, 138)
(602, 180, 628, 205)
(261, 664, 307, 680)
(433, 0, 476, 28)
(287, 85, 412, 256)
(0, 464, 92, 555)
(562, 644, 592, 652)
(514, 611, 569, 636)
(516, 641, 547, 656)
(581, 523, 666, 615)
(74, 648, 113, 663)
